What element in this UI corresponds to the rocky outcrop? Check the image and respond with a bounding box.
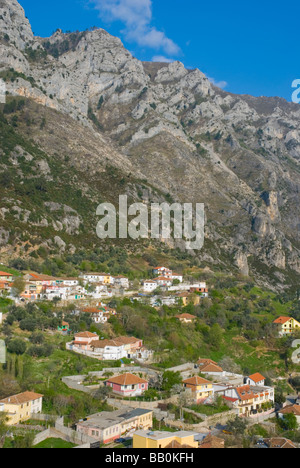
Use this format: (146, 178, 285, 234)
(0, 0, 300, 289)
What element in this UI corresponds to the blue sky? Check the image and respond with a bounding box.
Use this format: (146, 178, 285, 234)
(19, 0, 299, 101)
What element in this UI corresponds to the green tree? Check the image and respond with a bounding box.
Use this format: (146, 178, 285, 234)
(208, 323, 223, 350)
(162, 371, 182, 393)
(0, 412, 8, 448)
(227, 416, 248, 436)
(6, 339, 26, 355)
(279, 413, 298, 431)
(11, 277, 25, 298)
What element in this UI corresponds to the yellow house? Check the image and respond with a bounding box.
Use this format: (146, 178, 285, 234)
(0, 391, 43, 426)
(133, 430, 199, 449)
(273, 316, 300, 337)
(0, 271, 13, 282)
(182, 376, 214, 403)
(176, 293, 200, 306)
(102, 274, 112, 285)
(24, 277, 43, 295)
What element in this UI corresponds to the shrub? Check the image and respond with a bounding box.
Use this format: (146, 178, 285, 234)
(6, 339, 27, 355)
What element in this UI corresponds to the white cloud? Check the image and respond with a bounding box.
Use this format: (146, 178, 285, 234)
(91, 0, 180, 56)
(152, 55, 176, 63)
(207, 76, 228, 89)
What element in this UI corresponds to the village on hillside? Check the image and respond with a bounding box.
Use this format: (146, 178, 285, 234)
(1, 263, 300, 449)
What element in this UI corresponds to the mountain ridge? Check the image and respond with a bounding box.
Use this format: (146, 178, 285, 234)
(1, 0, 300, 291)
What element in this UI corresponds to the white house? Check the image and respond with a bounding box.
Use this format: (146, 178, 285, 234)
(154, 277, 173, 287)
(43, 284, 85, 301)
(143, 280, 157, 293)
(43, 285, 71, 300)
(153, 267, 172, 277)
(81, 307, 107, 324)
(150, 296, 176, 307)
(61, 278, 79, 287)
(171, 273, 183, 283)
(113, 276, 129, 289)
(245, 373, 266, 387)
(81, 273, 112, 284)
(91, 339, 126, 360)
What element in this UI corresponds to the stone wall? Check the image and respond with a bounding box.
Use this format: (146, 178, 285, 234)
(62, 367, 160, 394)
(33, 417, 97, 447)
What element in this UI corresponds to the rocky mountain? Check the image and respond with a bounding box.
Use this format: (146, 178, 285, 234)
(1, 0, 300, 290)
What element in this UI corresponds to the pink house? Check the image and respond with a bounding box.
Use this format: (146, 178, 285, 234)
(105, 373, 148, 397)
(72, 331, 98, 351)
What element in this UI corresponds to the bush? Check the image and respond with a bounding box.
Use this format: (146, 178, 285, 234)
(19, 318, 37, 332)
(6, 339, 27, 355)
(27, 343, 54, 358)
(29, 332, 45, 345)
(3, 98, 25, 114)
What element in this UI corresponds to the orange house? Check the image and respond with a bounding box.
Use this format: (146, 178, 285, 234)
(182, 376, 214, 403)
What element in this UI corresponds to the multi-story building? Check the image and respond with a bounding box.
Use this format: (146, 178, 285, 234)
(67, 332, 99, 353)
(0, 271, 13, 282)
(221, 384, 275, 417)
(0, 271, 13, 296)
(67, 333, 148, 361)
(90, 336, 144, 360)
(154, 276, 173, 287)
(182, 376, 214, 403)
(113, 276, 129, 289)
(81, 273, 112, 285)
(76, 408, 153, 445)
(81, 304, 117, 324)
(152, 267, 172, 278)
(0, 391, 43, 425)
(143, 280, 157, 293)
(81, 307, 107, 324)
(91, 339, 126, 360)
(273, 316, 300, 337)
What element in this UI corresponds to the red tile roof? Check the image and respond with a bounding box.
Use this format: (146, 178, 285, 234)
(273, 317, 292, 324)
(0, 391, 43, 405)
(75, 332, 98, 339)
(105, 373, 148, 386)
(279, 405, 300, 417)
(248, 373, 265, 383)
(165, 441, 194, 449)
(91, 339, 123, 349)
(234, 385, 257, 401)
(176, 313, 196, 320)
(199, 434, 225, 449)
(197, 358, 218, 366)
(222, 396, 238, 403)
(183, 376, 211, 386)
(201, 363, 223, 373)
(265, 438, 296, 449)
